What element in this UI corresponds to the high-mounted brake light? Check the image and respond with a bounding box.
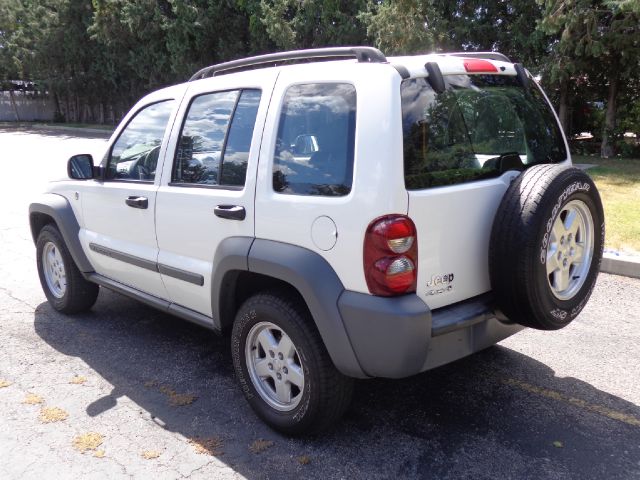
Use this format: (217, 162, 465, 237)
(363, 215, 418, 296)
(463, 59, 498, 73)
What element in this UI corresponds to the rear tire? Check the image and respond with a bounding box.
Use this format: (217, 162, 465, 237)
(231, 291, 353, 435)
(489, 165, 604, 330)
(36, 224, 99, 314)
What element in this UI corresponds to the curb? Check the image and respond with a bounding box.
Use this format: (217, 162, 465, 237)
(601, 253, 640, 279)
(32, 124, 113, 136)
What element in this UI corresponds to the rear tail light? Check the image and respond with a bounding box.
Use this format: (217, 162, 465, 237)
(364, 215, 418, 296)
(463, 59, 498, 73)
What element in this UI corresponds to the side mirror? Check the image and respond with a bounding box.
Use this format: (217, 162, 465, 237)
(67, 154, 95, 180)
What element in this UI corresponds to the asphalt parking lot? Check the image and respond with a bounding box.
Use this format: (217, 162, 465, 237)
(1, 127, 639, 479)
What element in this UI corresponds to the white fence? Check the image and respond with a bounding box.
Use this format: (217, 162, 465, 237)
(0, 91, 55, 121)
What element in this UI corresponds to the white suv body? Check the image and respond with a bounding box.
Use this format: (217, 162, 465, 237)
(30, 48, 603, 434)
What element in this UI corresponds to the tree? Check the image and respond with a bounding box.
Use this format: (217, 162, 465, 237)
(538, 0, 640, 157)
(260, 0, 368, 50)
(361, 0, 440, 54)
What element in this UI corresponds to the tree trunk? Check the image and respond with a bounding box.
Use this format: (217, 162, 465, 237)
(600, 74, 619, 158)
(53, 91, 62, 122)
(557, 79, 569, 135)
(8, 90, 21, 122)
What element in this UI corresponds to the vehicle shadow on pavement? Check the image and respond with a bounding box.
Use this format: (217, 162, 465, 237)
(34, 289, 640, 479)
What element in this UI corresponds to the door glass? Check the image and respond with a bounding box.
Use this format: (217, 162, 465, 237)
(172, 90, 238, 186)
(172, 89, 262, 187)
(107, 100, 175, 182)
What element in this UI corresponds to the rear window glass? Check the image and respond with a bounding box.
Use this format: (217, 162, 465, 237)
(401, 75, 566, 189)
(273, 83, 356, 197)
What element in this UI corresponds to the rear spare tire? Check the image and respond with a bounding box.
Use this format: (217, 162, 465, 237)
(489, 164, 604, 330)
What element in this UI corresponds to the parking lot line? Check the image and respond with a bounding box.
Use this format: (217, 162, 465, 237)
(503, 377, 640, 427)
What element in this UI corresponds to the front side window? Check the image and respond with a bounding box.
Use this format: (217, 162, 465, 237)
(107, 100, 175, 182)
(273, 83, 356, 197)
(172, 89, 261, 187)
(402, 75, 567, 189)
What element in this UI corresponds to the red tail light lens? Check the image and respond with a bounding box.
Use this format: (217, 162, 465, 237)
(364, 215, 418, 296)
(463, 59, 498, 73)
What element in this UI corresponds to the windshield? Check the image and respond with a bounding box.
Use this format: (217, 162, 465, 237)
(401, 74, 566, 189)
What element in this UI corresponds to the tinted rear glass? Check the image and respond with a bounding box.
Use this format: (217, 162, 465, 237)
(273, 83, 356, 197)
(402, 75, 566, 189)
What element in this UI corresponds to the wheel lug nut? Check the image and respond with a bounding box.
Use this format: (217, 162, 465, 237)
(560, 236, 564, 245)
(557, 252, 562, 260)
(269, 350, 274, 358)
(282, 367, 288, 374)
(278, 352, 283, 360)
(276, 373, 282, 380)
(563, 259, 568, 267)
(268, 363, 273, 370)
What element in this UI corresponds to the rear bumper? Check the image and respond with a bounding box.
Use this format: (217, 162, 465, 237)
(337, 291, 523, 378)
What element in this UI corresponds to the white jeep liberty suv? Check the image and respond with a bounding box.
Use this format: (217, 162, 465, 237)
(29, 47, 604, 434)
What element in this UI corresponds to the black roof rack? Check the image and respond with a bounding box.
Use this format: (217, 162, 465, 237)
(442, 51, 511, 63)
(189, 47, 387, 81)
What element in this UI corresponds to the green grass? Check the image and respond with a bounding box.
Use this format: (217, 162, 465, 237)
(0, 121, 114, 130)
(573, 155, 640, 255)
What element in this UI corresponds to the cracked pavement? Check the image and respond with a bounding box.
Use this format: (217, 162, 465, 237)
(1, 127, 639, 479)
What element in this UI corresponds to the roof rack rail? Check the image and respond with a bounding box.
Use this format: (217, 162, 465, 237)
(189, 47, 387, 81)
(443, 51, 511, 63)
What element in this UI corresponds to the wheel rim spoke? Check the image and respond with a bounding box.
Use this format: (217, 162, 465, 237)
(275, 380, 292, 403)
(278, 335, 295, 359)
(286, 364, 304, 389)
(254, 358, 273, 379)
(42, 242, 66, 298)
(546, 246, 560, 276)
(551, 218, 565, 244)
(257, 329, 278, 353)
(245, 321, 305, 412)
(546, 200, 594, 301)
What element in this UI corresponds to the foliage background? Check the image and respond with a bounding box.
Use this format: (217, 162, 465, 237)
(0, 0, 638, 157)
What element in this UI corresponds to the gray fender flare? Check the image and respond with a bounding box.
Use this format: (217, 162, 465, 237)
(248, 239, 365, 378)
(29, 193, 94, 273)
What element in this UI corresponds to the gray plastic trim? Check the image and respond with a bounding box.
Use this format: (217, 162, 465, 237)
(423, 317, 524, 371)
(89, 242, 205, 286)
(210, 237, 254, 331)
(88, 273, 215, 330)
(158, 264, 204, 286)
(248, 239, 366, 378)
(338, 291, 432, 378)
(89, 243, 157, 272)
(88, 273, 170, 311)
(29, 194, 94, 273)
(431, 292, 495, 337)
(168, 303, 215, 329)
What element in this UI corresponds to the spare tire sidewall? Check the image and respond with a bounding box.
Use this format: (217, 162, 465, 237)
(531, 173, 604, 327)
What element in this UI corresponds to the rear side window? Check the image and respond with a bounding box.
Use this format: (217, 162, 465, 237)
(402, 75, 566, 189)
(273, 83, 356, 196)
(172, 89, 261, 187)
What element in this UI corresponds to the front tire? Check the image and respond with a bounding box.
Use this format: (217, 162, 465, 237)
(231, 292, 353, 435)
(36, 224, 99, 314)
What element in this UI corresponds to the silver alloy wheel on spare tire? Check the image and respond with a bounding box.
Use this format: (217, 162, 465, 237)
(545, 199, 594, 301)
(42, 241, 67, 298)
(245, 321, 305, 411)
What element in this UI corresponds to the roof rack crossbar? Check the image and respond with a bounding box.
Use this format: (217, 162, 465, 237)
(189, 47, 387, 81)
(443, 52, 511, 63)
